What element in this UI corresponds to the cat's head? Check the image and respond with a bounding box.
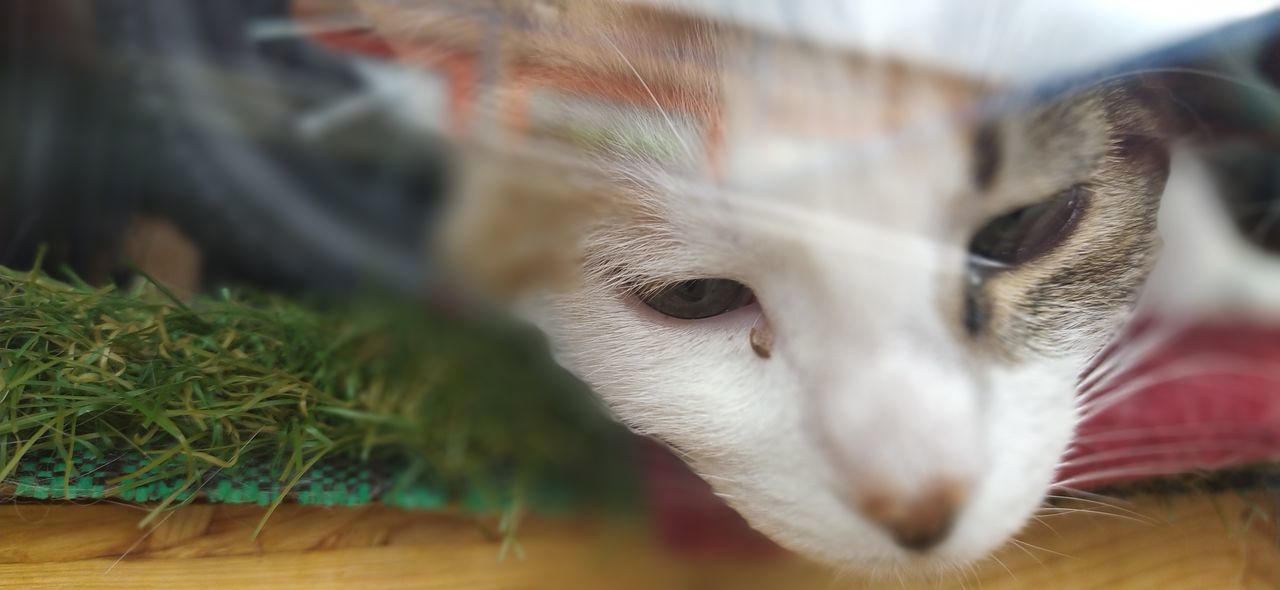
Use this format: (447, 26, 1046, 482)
(365, 1, 1173, 571)
(505, 97, 1167, 572)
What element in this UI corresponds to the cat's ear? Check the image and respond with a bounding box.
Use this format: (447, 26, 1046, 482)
(1119, 25, 1280, 250)
(1123, 25, 1280, 145)
(1099, 83, 1172, 201)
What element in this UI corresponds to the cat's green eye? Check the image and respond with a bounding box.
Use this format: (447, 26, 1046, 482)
(969, 186, 1087, 268)
(641, 279, 755, 320)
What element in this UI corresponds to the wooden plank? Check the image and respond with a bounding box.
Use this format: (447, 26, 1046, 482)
(0, 491, 1275, 589)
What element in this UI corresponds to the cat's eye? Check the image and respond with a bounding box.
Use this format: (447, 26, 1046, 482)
(640, 279, 755, 320)
(969, 186, 1087, 268)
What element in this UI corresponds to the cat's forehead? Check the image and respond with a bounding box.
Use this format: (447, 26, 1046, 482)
(641, 50, 1113, 238)
(582, 43, 987, 239)
(714, 47, 984, 196)
(426, 1, 1125, 294)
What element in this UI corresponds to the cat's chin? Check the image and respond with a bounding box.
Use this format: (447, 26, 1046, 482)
(755, 532, 1002, 582)
(785, 521, 1027, 579)
(726, 408, 1067, 578)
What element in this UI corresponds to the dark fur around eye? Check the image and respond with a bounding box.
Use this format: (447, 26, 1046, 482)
(968, 186, 1088, 268)
(963, 281, 988, 337)
(972, 123, 1001, 191)
(641, 279, 755, 320)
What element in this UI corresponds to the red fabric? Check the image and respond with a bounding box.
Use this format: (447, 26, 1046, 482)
(639, 439, 783, 557)
(1061, 320, 1280, 488)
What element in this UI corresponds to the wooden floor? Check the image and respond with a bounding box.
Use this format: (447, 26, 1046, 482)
(0, 491, 1275, 589)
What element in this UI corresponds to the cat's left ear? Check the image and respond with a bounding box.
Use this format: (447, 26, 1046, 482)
(1122, 25, 1280, 145)
(1101, 82, 1173, 188)
(1119, 23, 1280, 249)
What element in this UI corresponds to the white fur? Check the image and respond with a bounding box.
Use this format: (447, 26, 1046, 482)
(356, 0, 1277, 574)
(1148, 146, 1280, 319)
(518, 94, 1085, 570)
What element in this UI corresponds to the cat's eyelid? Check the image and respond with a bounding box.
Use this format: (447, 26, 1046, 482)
(613, 271, 707, 299)
(601, 260, 733, 297)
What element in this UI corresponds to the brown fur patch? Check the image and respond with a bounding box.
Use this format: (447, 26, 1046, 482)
(978, 85, 1171, 360)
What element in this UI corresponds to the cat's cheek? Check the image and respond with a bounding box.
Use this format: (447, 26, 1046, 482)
(939, 359, 1080, 563)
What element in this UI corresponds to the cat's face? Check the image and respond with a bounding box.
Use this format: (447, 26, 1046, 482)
(517, 85, 1168, 570)
(362, 0, 1171, 572)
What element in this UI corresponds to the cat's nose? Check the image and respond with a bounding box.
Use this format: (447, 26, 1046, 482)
(857, 478, 969, 552)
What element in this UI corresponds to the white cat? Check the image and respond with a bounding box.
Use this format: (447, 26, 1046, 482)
(359, 0, 1280, 573)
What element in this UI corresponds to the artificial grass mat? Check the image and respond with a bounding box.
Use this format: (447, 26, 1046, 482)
(0, 263, 635, 534)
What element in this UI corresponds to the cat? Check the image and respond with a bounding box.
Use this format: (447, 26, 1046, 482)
(358, 0, 1280, 573)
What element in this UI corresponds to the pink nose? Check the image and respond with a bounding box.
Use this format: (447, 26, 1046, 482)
(856, 479, 969, 552)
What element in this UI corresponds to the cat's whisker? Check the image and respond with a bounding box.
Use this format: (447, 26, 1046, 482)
(1077, 316, 1189, 398)
(891, 565, 908, 589)
(1080, 370, 1280, 421)
(1034, 506, 1152, 525)
(1070, 422, 1271, 444)
(1038, 503, 1151, 524)
(1057, 439, 1278, 469)
(599, 36, 699, 163)
(1077, 354, 1280, 418)
(1042, 492, 1152, 522)
(943, 560, 979, 590)
(936, 564, 960, 590)
(1042, 491, 1135, 508)
(963, 561, 983, 590)
(1029, 515, 1064, 539)
(1004, 538, 1044, 565)
(696, 473, 739, 484)
(1054, 462, 1222, 490)
(986, 552, 1019, 583)
(1013, 537, 1072, 561)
